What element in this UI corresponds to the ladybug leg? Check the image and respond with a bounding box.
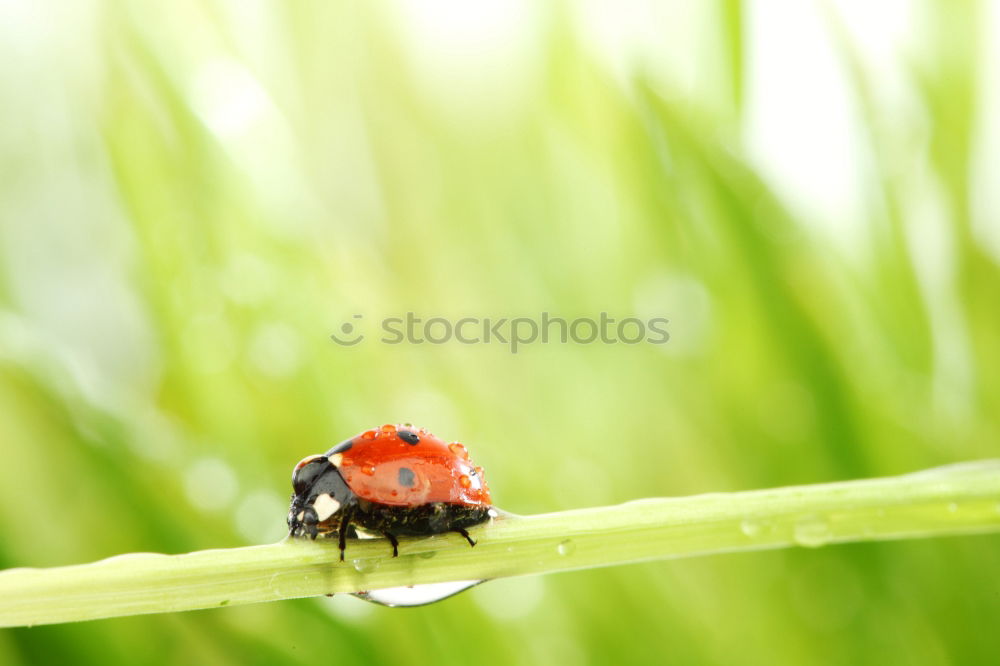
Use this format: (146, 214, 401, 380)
(454, 527, 476, 548)
(337, 507, 354, 562)
(383, 532, 399, 558)
(299, 507, 320, 540)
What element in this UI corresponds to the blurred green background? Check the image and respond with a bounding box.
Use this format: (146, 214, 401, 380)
(1, 1, 999, 664)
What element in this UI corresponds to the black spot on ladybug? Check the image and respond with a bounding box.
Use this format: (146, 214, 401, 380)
(398, 430, 420, 445)
(398, 467, 415, 487)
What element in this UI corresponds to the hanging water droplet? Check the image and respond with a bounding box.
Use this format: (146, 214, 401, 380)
(793, 515, 831, 548)
(740, 519, 762, 538)
(556, 539, 576, 556)
(352, 558, 380, 574)
(353, 580, 486, 607)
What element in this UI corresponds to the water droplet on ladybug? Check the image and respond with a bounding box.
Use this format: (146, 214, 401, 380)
(381, 424, 396, 434)
(361, 464, 376, 476)
(458, 475, 472, 489)
(448, 442, 470, 460)
(361, 430, 376, 440)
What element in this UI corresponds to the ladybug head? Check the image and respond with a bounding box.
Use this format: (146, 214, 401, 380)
(287, 454, 355, 539)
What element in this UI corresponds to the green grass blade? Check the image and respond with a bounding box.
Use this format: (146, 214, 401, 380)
(2, 460, 998, 627)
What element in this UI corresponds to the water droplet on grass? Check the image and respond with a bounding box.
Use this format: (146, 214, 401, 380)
(740, 519, 762, 538)
(556, 539, 576, 556)
(793, 515, 831, 548)
(352, 558, 380, 573)
(267, 572, 284, 596)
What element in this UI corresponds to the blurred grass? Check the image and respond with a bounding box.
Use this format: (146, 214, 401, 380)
(1, 1, 999, 665)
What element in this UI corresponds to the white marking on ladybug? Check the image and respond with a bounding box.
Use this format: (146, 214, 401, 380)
(297, 511, 305, 522)
(313, 493, 341, 521)
(328, 453, 343, 467)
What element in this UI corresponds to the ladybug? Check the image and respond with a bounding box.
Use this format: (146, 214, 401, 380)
(287, 424, 493, 561)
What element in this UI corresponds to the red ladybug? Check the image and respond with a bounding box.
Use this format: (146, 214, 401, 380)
(287, 424, 493, 560)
